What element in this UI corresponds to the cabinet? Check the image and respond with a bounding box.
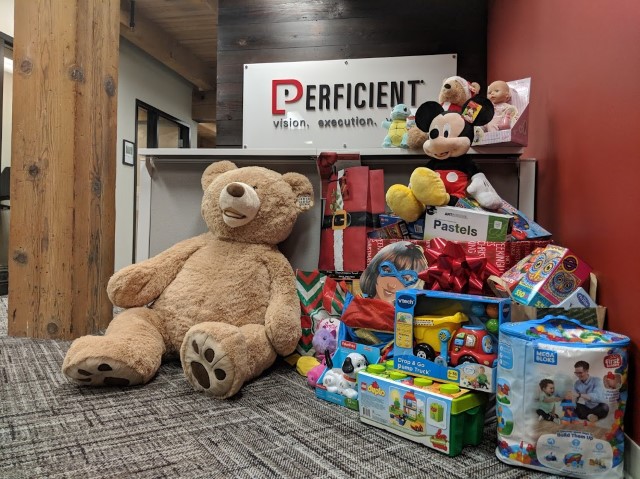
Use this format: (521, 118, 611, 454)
(136, 148, 536, 271)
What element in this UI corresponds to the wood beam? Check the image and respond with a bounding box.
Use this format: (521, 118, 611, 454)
(9, 1, 119, 339)
(192, 89, 217, 122)
(185, 0, 217, 11)
(120, 0, 216, 91)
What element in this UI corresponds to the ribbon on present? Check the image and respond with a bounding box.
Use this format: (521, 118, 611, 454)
(418, 238, 500, 295)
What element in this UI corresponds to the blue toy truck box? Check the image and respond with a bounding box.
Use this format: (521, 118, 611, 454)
(496, 316, 630, 478)
(358, 369, 488, 457)
(315, 339, 381, 411)
(393, 289, 511, 393)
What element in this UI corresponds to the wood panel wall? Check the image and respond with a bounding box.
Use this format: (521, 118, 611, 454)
(217, 0, 488, 146)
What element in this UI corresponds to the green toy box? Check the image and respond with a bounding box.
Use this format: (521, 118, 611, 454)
(358, 369, 488, 456)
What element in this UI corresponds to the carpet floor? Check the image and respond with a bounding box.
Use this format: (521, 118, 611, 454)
(0, 300, 560, 478)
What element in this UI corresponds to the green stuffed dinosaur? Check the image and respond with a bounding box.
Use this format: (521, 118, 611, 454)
(382, 104, 410, 148)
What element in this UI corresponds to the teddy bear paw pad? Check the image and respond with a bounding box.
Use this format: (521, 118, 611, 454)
(64, 357, 143, 387)
(182, 331, 236, 397)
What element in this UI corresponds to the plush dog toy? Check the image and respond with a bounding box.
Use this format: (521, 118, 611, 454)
(386, 96, 503, 222)
(407, 76, 480, 150)
(62, 161, 313, 399)
(321, 352, 368, 399)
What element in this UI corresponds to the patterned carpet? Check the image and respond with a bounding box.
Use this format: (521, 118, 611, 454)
(0, 300, 559, 479)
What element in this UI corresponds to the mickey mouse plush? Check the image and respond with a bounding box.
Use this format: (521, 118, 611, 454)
(386, 96, 503, 222)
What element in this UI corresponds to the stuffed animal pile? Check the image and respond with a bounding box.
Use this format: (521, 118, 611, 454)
(387, 95, 503, 222)
(407, 76, 481, 150)
(62, 161, 313, 399)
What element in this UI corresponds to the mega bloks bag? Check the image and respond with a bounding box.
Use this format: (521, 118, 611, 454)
(318, 166, 385, 272)
(496, 316, 630, 478)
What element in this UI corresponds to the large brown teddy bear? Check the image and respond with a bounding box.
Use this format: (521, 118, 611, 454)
(62, 161, 313, 398)
(407, 76, 481, 149)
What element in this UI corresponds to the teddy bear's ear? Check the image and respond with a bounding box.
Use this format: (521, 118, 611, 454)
(415, 101, 444, 132)
(283, 172, 314, 211)
(201, 160, 237, 191)
(462, 96, 495, 127)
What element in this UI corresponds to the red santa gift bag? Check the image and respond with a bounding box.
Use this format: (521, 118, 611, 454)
(319, 166, 385, 272)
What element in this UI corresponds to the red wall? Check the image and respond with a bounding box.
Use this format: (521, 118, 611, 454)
(488, 0, 640, 442)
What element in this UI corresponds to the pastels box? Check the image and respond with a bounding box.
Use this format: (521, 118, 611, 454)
(393, 289, 511, 393)
(455, 197, 552, 241)
(496, 316, 630, 478)
(423, 205, 513, 242)
(358, 370, 488, 457)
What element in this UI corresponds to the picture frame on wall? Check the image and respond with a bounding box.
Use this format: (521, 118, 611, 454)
(122, 140, 135, 166)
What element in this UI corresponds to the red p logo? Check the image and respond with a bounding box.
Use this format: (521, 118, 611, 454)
(272, 79, 303, 115)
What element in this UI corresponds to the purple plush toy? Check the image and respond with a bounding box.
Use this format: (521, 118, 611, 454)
(312, 327, 337, 364)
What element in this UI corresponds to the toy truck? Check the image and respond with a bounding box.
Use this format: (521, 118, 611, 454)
(412, 313, 497, 367)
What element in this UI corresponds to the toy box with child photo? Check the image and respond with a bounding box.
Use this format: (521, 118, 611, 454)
(315, 241, 428, 409)
(496, 316, 630, 478)
(392, 289, 512, 393)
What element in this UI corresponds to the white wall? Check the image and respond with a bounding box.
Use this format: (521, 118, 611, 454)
(0, 0, 13, 36)
(115, 38, 196, 271)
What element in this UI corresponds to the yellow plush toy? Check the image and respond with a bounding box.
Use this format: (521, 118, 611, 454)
(387, 96, 502, 223)
(63, 161, 313, 399)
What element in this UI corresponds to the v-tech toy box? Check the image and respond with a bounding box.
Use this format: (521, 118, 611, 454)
(393, 289, 511, 393)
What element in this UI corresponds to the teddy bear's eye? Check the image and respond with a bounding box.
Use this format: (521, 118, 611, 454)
(429, 128, 439, 140)
(442, 124, 451, 138)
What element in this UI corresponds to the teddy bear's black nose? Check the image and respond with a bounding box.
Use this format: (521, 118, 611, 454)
(444, 83, 451, 89)
(226, 183, 245, 198)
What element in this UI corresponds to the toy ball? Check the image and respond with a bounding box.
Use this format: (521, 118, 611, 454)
(470, 303, 486, 316)
(486, 318, 499, 334)
(485, 304, 499, 318)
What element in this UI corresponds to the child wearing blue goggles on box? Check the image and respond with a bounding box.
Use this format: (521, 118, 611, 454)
(360, 241, 427, 304)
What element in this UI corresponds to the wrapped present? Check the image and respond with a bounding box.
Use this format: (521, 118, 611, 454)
(418, 238, 501, 296)
(294, 270, 350, 356)
(367, 238, 551, 275)
(318, 165, 385, 272)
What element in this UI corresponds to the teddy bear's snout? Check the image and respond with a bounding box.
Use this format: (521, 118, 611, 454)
(226, 183, 245, 198)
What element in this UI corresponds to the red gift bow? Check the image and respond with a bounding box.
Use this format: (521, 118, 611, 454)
(418, 238, 500, 295)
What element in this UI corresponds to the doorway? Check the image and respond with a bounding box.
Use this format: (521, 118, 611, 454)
(0, 32, 13, 295)
(132, 100, 190, 262)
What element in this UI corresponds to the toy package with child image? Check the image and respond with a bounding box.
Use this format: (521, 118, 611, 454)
(496, 316, 630, 478)
(315, 241, 428, 409)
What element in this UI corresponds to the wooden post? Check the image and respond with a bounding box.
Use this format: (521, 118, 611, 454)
(9, 1, 119, 339)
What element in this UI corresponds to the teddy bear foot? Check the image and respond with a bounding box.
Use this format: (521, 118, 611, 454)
(181, 323, 249, 399)
(63, 356, 144, 387)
